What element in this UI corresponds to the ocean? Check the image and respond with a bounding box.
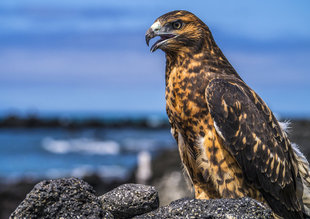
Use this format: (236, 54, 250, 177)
(0, 108, 309, 184)
(0, 112, 176, 183)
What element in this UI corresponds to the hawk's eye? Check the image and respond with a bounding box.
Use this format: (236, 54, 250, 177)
(172, 21, 182, 30)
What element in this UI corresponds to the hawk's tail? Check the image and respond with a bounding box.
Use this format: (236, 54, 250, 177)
(292, 143, 310, 217)
(279, 121, 310, 217)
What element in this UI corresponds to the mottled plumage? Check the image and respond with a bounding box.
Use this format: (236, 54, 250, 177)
(146, 10, 310, 219)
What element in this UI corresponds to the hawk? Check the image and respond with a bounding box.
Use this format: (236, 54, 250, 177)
(145, 10, 310, 219)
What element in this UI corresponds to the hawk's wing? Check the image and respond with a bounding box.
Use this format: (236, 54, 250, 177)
(205, 78, 302, 218)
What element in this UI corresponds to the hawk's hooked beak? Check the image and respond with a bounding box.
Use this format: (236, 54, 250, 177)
(145, 21, 176, 52)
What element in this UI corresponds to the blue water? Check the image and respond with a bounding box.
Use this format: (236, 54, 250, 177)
(0, 126, 176, 182)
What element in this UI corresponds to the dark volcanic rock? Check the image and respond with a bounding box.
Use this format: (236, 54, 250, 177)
(9, 178, 273, 219)
(99, 183, 159, 218)
(135, 197, 273, 219)
(10, 177, 111, 219)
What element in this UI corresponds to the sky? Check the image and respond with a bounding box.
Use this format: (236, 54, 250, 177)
(0, 0, 310, 117)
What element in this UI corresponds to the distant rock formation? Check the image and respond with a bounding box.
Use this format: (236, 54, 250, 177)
(10, 177, 273, 219)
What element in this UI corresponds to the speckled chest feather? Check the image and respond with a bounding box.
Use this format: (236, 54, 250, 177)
(165, 54, 210, 143)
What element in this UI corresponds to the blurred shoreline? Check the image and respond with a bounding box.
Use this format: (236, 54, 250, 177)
(0, 113, 170, 129)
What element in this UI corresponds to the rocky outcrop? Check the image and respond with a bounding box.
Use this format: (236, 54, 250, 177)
(10, 177, 110, 219)
(10, 177, 272, 219)
(134, 197, 273, 219)
(99, 184, 159, 218)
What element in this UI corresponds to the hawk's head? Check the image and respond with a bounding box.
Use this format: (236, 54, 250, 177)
(145, 10, 210, 53)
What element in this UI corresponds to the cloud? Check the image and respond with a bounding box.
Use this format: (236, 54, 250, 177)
(0, 47, 165, 87)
